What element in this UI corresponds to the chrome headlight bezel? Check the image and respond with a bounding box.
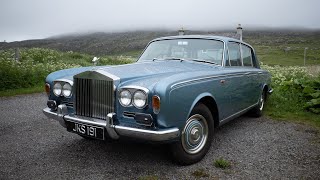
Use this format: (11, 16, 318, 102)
(118, 86, 149, 109)
(53, 82, 62, 96)
(119, 89, 132, 107)
(62, 82, 72, 97)
(132, 90, 148, 109)
(53, 79, 73, 98)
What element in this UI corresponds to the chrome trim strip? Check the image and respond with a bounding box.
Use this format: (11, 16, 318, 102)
(114, 126, 180, 142)
(64, 115, 106, 127)
(171, 73, 247, 89)
(240, 43, 244, 66)
(94, 69, 120, 81)
(219, 103, 258, 126)
(43, 106, 67, 128)
(120, 85, 150, 94)
(123, 111, 136, 118)
(55, 79, 74, 86)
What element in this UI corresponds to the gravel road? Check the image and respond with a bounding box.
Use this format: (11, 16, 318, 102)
(0, 93, 319, 179)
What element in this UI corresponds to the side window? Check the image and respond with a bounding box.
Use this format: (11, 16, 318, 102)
(228, 42, 241, 66)
(242, 45, 253, 66)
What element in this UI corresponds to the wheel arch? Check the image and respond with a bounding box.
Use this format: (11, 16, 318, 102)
(188, 93, 220, 128)
(262, 83, 269, 100)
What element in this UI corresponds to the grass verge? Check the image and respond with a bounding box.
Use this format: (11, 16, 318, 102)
(265, 99, 320, 129)
(0, 85, 43, 97)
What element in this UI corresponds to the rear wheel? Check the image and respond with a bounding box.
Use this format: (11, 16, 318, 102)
(249, 89, 267, 117)
(171, 103, 214, 165)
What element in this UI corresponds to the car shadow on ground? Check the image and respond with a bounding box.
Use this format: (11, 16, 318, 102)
(46, 115, 256, 170)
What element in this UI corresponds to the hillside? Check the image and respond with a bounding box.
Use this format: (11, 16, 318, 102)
(1, 30, 320, 66)
(1, 30, 318, 56)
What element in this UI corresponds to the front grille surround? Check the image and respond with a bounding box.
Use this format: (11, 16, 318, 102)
(74, 71, 116, 120)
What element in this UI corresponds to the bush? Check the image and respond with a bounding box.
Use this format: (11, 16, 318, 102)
(261, 64, 320, 114)
(0, 48, 134, 91)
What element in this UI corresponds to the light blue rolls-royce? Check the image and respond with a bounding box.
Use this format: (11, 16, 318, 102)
(43, 35, 272, 165)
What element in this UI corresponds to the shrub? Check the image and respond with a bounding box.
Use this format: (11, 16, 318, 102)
(0, 48, 133, 91)
(261, 64, 320, 114)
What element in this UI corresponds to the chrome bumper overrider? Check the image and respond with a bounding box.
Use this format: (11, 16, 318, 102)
(268, 88, 274, 94)
(43, 105, 180, 141)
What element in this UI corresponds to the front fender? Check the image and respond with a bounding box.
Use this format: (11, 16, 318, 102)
(187, 92, 216, 119)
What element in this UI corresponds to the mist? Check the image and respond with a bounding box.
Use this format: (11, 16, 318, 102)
(1, 0, 320, 42)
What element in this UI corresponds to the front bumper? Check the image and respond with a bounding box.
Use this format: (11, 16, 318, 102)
(43, 105, 180, 142)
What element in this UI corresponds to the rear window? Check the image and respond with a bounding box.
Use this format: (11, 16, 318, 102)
(242, 45, 253, 66)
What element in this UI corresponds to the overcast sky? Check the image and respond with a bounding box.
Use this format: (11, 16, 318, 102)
(1, 0, 320, 42)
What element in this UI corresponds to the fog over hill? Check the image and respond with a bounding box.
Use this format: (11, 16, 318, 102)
(1, 29, 320, 56)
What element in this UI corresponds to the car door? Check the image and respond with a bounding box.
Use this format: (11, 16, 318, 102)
(226, 42, 250, 114)
(241, 44, 261, 106)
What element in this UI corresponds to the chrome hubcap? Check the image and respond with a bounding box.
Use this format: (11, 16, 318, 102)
(259, 92, 265, 111)
(182, 114, 208, 154)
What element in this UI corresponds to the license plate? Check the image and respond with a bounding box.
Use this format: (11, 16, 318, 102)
(67, 121, 105, 140)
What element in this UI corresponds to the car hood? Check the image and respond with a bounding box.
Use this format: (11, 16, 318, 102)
(48, 61, 221, 90)
(97, 61, 216, 81)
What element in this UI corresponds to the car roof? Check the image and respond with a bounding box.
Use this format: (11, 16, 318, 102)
(151, 35, 253, 48)
(152, 35, 240, 42)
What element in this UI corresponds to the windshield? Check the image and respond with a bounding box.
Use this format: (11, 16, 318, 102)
(138, 39, 224, 65)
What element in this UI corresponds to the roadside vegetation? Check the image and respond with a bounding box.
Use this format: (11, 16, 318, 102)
(0, 32, 319, 128)
(0, 48, 134, 96)
(262, 64, 320, 127)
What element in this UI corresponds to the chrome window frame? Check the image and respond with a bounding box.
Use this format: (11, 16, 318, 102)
(138, 38, 225, 66)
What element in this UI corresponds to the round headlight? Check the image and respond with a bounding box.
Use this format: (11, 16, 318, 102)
(53, 82, 62, 96)
(62, 83, 72, 97)
(119, 90, 132, 106)
(133, 90, 147, 108)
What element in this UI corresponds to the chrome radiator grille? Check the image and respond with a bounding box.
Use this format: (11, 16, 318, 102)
(74, 78, 114, 120)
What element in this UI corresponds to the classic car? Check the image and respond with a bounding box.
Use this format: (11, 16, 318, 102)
(43, 35, 272, 165)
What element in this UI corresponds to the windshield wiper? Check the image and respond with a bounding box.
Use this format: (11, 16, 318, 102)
(191, 59, 216, 65)
(153, 57, 185, 62)
(153, 57, 215, 64)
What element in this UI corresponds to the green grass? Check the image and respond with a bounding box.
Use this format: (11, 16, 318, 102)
(0, 85, 43, 97)
(191, 168, 210, 178)
(214, 158, 231, 169)
(0, 48, 134, 96)
(254, 47, 320, 66)
(265, 89, 320, 129)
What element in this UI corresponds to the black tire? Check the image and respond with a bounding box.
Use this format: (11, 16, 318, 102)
(170, 103, 214, 165)
(249, 89, 267, 117)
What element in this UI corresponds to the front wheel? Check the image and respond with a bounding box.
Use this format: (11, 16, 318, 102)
(170, 103, 214, 165)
